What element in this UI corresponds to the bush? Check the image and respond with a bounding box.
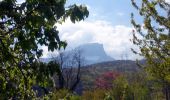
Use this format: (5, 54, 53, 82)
(51, 89, 70, 99)
(82, 89, 107, 100)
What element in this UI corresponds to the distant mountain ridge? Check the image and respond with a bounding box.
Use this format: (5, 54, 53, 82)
(40, 43, 114, 65)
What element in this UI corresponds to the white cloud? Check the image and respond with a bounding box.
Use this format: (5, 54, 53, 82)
(116, 12, 125, 16)
(42, 20, 140, 60)
(165, 0, 170, 3)
(17, 0, 25, 3)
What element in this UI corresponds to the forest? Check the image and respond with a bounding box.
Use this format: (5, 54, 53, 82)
(0, 0, 170, 99)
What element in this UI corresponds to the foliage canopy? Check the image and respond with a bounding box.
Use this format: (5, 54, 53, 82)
(131, 0, 170, 99)
(0, 0, 89, 99)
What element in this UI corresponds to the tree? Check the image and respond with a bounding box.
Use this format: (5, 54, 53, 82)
(0, 0, 89, 99)
(52, 48, 85, 91)
(131, 0, 170, 99)
(127, 72, 151, 100)
(95, 71, 120, 89)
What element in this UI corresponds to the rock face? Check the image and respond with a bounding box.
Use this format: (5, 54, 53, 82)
(77, 43, 114, 65)
(40, 43, 114, 65)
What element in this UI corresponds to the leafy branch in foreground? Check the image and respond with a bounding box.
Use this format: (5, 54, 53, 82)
(0, 0, 89, 99)
(131, 0, 170, 99)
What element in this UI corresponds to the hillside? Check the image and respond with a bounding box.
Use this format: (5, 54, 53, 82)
(79, 60, 140, 90)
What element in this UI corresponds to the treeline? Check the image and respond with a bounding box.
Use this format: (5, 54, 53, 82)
(50, 70, 164, 100)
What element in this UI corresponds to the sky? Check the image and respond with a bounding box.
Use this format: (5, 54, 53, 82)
(17, 0, 170, 60)
(47, 0, 138, 60)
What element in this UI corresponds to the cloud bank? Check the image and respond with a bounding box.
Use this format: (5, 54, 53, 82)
(44, 20, 139, 60)
(166, 0, 170, 3)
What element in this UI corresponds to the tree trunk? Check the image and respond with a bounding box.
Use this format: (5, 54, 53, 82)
(70, 61, 81, 91)
(164, 83, 170, 100)
(165, 87, 169, 100)
(168, 9, 170, 37)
